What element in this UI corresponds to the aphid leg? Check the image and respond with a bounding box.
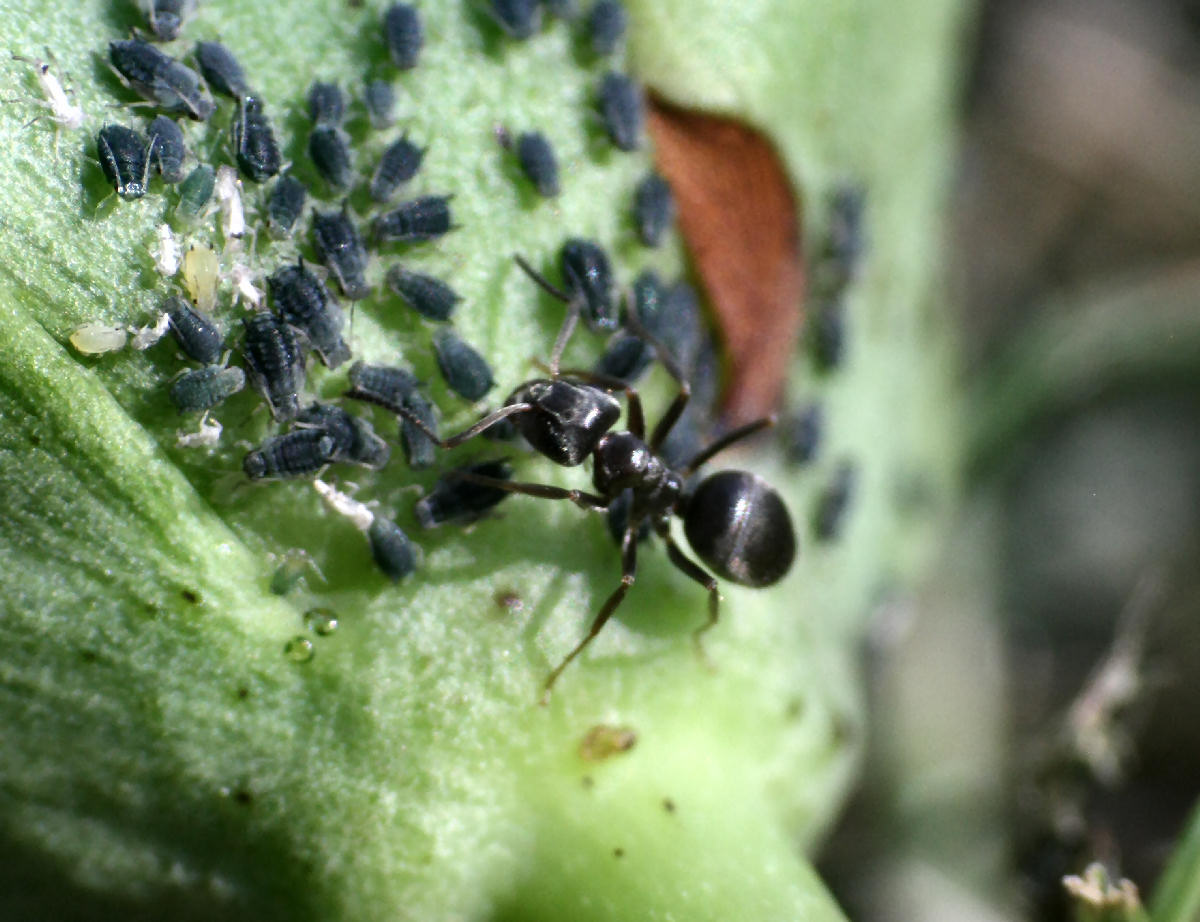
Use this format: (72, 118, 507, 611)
(449, 470, 609, 511)
(656, 520, 720, 668)
(541, 522, 639, 704)
(513, 253, 578, 375)
(681, 417, 776, 476)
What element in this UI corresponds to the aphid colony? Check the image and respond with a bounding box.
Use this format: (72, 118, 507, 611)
(41, 0, 841, 692)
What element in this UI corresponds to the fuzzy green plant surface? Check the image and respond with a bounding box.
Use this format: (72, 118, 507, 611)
(0, 0, 966, 919)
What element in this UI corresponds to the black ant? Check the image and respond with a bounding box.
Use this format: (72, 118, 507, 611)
(371, 257, 797, 701)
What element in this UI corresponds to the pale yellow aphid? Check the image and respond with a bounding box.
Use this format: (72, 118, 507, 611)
(183, 244, 219, 313)
(70, 323, 127, 355)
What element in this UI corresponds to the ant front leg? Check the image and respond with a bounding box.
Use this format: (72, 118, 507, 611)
(541, 521, 640, 704)
(545, 366, 647, 441)
(656, 521, 720, 668)
(513, 254, 578, 376)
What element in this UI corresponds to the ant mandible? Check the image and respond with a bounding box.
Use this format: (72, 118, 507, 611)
(371, 255, 797, 702)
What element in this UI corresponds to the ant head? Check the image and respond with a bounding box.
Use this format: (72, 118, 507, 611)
(508, 378, 621, 466)
(681, 470, 795, 588)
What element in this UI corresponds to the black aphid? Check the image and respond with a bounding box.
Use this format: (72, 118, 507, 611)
(434, 330, 495, 401)
(562, 238, 617, 330)
(344, 361, 439, 469)
(169, 365, 245, 413)
(636, 273, 702, 375)
(489, 0, 542, 38)
(587, 0, 627, 55)
(176, 163, 215, 219)
(368, 516, 418, 581)
(633, 171, 673, 247)
(267, 262, 351, 368)
(364, 79, 396, 129)
(109, 40, 214, 121)
(597, 71, 642, 151)
(825, 184, 866, 285)
(515, 131, 560, 198)
(147, 115, 186, 184)
(814, 462, 856, 541)
(308, 125, 353, 191)
(241, 311, 305, 421)
(97, 124, 151, 200)
(296, 402, 390, 470)
(782, 403, 823, 466)
(243, 428, 337, 480)
(383, 3, 423, 70)
(267, 173, 307, 238)
(415, 460, 513, 528)
(369, 135, 425, 202)
(594, 333, 653, 384)
(307, 81, 346, 127)
(811, 299, 845, 371)
(166, 295, 222, 363)
(543, 0, 579, 18)
(373, 195, 454, 244)
(143, 0, 196, 42)
(385, 265, 461, 321)
(232, 96, 281, 182)
(193, 41, 249, 99)
(311, 207, 370, 300)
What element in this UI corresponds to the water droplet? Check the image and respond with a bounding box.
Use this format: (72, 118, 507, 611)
(283, 636, 314, 663)
(303, 607, 339, 636)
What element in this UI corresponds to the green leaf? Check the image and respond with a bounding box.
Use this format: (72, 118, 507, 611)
(0, 0, 967, 918)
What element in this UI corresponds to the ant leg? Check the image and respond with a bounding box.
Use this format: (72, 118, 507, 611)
(449, 471, 609, 511)
(543, 366, 646, 441)
(346, 388, 533, 448)
(682, 417, 776, 476)
(656, 523, 720, 667)
(621, 306, 693, 450)
(513, 254, 578, 376)
(541, 523, 639, 704)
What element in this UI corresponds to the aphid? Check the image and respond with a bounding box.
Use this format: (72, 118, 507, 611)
(108, 40, 214, 121)
(369, 135, 425, 202)
(633, 171, 673, 247)
(825, 183, 866, 285)
(579, 724, 637, 761)
(231, 95, 281, 182)
(169, 365, 245, 413)
(373, 195, 454, 244)
(167, 296, 223, 363)
(141, 0, 197, 42)
(97, 124, 151, 200)
(382, 3, 423, 70)
(594, 332, 653, 384)
(266, 173, 307, 238)
(307, 81, 345, 127)
(311, 207, 371, 300)
(230, 264, 265, 310)
(636, 274, 702, 375)
(214, 164, 246, 239)
(385, 265, 461, 322)
(241, 311, 305, 420)
(587, 0, 627, 56)
(193, 41, 249, 99)
(811, 299, 845, 371)
(543, 0, 579, 18)
(70, 323, 127, 355)
(364, 79, 396, 129)
(129, 311, 171, 349)
(814, 461, 856, 541)
(11, 52, 85, 132)
(267, 261, 351, 368)
(146, 115, 186, 183)
(781, 403, 822, 465)
(243, 428, 336, 480)
(514, 131, 560, 198)
(150, 222, 181, 276)
(344, 361, 438, 469)
(488, 0, 542, 39)
(388, 271, 796, 698)
(182, 244, 219, 312)
(415, 460, 513, 528)
(176, 413, 223, 449)
(296, 402, 390, 470)
(368, 516, 419, 581)
(175, 162, 214, 220)
(597, 71, 643, 151)
(307, 124, 353, 191)
(434, 329, 495, 401)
